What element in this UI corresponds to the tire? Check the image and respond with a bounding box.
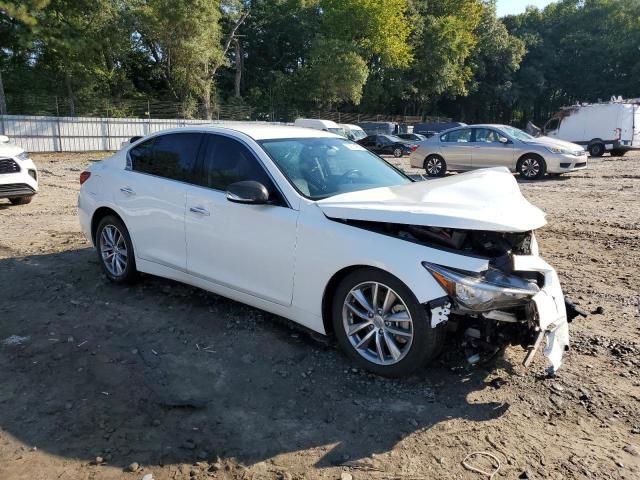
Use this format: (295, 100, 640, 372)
(9, 195, 33, 205)
(610, 149, 626, 157)
(332, 268, 444, 377)
(95, 215, 137, 283)
(424, 155, 447, 177)
(588, 142, 605, 157)
(393, 147, 403, 158)
(517, 154, 546, 180)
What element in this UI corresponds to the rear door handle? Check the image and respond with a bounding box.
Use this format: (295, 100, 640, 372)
(189, 206, 210, 216)
(120, 186, 135, 195)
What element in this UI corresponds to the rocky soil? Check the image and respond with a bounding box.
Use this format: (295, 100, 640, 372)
(0, 150, 638, 479)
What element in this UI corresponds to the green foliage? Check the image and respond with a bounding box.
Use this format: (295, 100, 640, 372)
(2, 0, 640, 123)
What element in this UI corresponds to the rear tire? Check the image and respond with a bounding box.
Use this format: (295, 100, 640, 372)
(95, 215, 137, 284)
(9, 195, 33, 205)
(393, 147, 403, 158)
(332, 268, 444, 377)
(610, 149, 626, 157)
(517, 154, 546, 180)
(588, 142, 605, 157)
(424, 155, 447, 177)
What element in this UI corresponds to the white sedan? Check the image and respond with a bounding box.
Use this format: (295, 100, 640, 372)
(78, 125, 573, 377)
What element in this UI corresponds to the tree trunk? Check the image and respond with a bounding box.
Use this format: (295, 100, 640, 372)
(234, 38, 242, 98)
(65, 72, 75, 116)
(0, 69, 6, 115)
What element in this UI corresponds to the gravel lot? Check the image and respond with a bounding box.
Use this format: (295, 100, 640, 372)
(0, 150, 638, 479)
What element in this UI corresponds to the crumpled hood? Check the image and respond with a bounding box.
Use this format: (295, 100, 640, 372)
(524, 135, 584, 152)
(317, 167, 547, 232)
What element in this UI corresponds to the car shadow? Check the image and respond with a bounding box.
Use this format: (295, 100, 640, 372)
(0, 248, 509, 471)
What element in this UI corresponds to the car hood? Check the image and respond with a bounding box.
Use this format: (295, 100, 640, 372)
(523, 135, 584, 152)
(317, 167, 547, 232)
(0, 144, 24, 157)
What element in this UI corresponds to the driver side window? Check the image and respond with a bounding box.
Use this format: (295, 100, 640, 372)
(196, 134, 283, 205)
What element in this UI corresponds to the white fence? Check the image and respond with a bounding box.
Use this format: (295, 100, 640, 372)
(0, 115, 245, 152)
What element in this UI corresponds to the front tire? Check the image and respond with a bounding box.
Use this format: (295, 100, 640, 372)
(424, 155, 447, 177)
(9, 195, 33, 205)
(96, 215, 137, 283)
(393, 147, 403, 158)
(332, 268, 443, 377)
(517, 155, 546, 180)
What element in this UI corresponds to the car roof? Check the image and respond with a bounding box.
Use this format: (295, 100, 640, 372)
(145, 123, 342, 141)
(436, 124, 511, 136)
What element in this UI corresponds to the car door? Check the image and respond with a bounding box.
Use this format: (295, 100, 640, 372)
(115, 132, 202, 270)
(438, 128, 472, 170)
(185, 133, 298, 306)
(471, 128, 515, 169)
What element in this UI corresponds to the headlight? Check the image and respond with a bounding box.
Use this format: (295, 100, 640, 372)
(423, 262, 540, 311)
(545, 146, 572, 155)
(15, 152, 30, 161)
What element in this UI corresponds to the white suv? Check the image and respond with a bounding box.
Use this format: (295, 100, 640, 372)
(0, 135, 38, 205)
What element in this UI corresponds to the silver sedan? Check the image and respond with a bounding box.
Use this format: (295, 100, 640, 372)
(410, 124, 588, 180)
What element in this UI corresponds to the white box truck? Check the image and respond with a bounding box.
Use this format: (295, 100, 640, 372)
(543, 97, 640, 157)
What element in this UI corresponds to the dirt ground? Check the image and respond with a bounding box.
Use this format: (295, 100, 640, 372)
(0, 150, 638, 480)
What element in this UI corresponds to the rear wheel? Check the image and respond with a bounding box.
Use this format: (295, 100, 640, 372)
(332, 268, 443, 377)
(517, 154, 546, 180)
(96, 215, 137, 283)
(9, 195, 33, 205)
(610, 149, 626, 157)
(588, 142, 605, 157)
(393, 147, 403, 158)
(424, 155, 447, 177)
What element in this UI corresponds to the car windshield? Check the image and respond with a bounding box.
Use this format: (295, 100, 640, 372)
(259, 137, 411, 200)
(499, 126, 535, 141)
(327, 127, 346, 136)
(350, 129, 367, 140)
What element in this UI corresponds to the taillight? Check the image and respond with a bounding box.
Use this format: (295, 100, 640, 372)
(80, 171, 91, 185)
(411, 145, 418, 151)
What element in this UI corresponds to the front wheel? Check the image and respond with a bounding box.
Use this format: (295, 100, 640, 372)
(424, 155, 447, 177)
(393, 147, 403, 158)
(332, 268, 443, 377)
(96, 215, 137, 283)
(517, 155, 546, 180)
(588, 142, 605, 157)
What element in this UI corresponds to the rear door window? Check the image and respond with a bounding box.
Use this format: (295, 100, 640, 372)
(129, 132, 202, 182)
(441, 129, 471, 143)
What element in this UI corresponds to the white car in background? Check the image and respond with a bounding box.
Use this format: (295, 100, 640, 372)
(0, 135, 38, 205)
(78, 125, 576, 376)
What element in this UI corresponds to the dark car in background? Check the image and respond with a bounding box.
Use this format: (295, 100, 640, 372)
(357, 134, 418, 158)
(397, 133, 428, 142)
(413, 121, 467, 138)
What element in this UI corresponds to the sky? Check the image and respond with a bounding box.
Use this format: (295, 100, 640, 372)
(496, 0, 555, 17)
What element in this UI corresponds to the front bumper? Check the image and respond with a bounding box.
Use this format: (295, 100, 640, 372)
(512, 255, 569, 372)
(0, 158, 39, 198)
(546, 153, 588, 173)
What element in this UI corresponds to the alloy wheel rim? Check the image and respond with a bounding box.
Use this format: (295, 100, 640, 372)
(342, 281, 414, 366)
(100, 225, 128, 276)
(522, 158, 540, 177)
(394, 148, 402, 157)
(426, 158, 442, 175)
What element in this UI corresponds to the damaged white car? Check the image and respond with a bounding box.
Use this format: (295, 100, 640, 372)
(78, 125, 579, 377)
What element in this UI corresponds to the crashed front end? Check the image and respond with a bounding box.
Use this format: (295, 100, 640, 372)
(417, 227, 573, 372)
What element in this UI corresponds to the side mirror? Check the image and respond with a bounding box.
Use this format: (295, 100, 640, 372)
(499, 136, 509, 144)
(226, 180, 270, 205)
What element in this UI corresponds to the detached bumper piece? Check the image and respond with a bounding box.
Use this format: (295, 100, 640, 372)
(0, 183, 35, 198)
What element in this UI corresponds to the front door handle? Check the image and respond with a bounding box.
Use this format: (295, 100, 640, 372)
(189, 206, 210, 216)
(120, 186, 135, 195)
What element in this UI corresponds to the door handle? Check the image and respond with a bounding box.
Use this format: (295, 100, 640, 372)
(120, 186, 135, 195)
(189, 206, 210, 216)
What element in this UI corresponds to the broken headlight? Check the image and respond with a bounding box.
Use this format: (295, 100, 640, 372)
(422, 262, 540, 312)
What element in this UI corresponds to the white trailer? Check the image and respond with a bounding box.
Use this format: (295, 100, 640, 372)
(543, 97, 640, 157)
